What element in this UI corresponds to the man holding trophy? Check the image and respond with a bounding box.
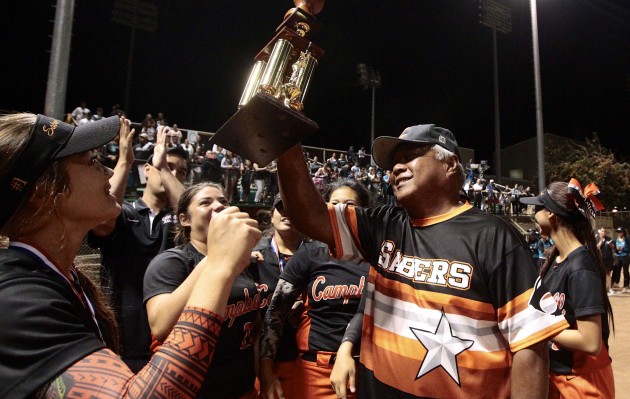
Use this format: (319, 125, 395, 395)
(212, 1, 569, 398)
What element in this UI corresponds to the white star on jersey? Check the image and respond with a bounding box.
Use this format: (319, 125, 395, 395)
(410, 310, 474, 385)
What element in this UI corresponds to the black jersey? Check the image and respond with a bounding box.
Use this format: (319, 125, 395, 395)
(0, 246, 108, 398)
(88, 198, 178, 368)
(542, 246, 611, 375)
(329, 203, 568, 399)
(143, 242, 260, 399)
(280, 240, 369, 353)
(252, 236, 300, 362)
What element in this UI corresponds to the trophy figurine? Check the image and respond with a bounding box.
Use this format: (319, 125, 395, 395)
(209, 0, 325, 165)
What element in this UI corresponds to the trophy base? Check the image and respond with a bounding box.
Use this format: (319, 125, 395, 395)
(209, 92, 319, 165)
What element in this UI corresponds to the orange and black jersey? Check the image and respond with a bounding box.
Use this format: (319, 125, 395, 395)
(144, 242, 260, 399)
(543, 246, 612, 375)
(329, 203, 568, 399)
(280, 240, 370, 353)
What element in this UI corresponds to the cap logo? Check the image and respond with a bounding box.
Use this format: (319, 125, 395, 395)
(9, 177, 28, 192)
(439, 135, 446, 144)
(42, 119, 61, 137)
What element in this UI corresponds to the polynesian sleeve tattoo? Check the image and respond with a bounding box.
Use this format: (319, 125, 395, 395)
(36, 306, 222, 399)
(259, 279, 303, 360)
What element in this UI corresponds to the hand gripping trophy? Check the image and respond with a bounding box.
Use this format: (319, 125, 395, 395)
(209, 0, 325, 165)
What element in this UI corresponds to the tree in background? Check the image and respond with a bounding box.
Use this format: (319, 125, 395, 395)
(546, 133, 630, 210)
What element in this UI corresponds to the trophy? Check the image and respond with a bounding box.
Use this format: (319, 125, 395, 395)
(209, 0, 325, 165)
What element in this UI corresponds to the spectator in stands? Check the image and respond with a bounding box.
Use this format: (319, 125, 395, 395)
(78, 111, 94, 125)
(253, 162, 271, 203)
(260, 180, 372, 399)
(472, 178, 484, 209)
(0, 113, 260, 398)
(134, 132, 154, 162)
(510, 184, 521, 216)
(357, 146, 367, 168)
(327, 152, 338, 169)
(308, 156, 322, 175)
(240, 159, 253, 203)
(181, 138, 195, 158)
(71, 100, 90, 125)
(597, 227, 615, 295)
(144, 182, 261, 398)
(88, 127, 189, 372)
(141, 113, 157, 142)
(199, 150, 223, 185)
(221, 150, 241, 203)
(486, 179, 497, 214)
(167, 123, 183, 148)
(92, 106, 105, 121)
(347, 146, 356, 165)
(156, 111, 168, 128)
(338, 153, 348, 168)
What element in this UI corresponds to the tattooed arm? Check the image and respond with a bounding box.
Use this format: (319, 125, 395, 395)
(259, 279, 303, 399)
(38, 207, 261, 399)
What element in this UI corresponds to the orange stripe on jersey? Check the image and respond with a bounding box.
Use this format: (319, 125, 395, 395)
(509, 321, 568, 352)
(497, 288, 534, 321)
(376, 275, 497, 319)
(410, 202, 473, 227)
(360, 326, 511, 398)
(328, 204, 344, 257)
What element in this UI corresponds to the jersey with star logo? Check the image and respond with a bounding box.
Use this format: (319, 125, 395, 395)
(328, 203, 568, 398)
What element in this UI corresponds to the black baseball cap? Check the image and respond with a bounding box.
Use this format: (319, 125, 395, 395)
(617, 227, 624, 233)
(0, 114, 120, 228)
(372, 124, 461, 170)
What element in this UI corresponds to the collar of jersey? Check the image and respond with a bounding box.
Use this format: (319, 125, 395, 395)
(410, 202, 472, 227)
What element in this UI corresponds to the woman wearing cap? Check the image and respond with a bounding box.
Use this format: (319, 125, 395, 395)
(520, 181, 615, 398)
(254, 194, 307, 399)
(260, 180, 373, 399)
(144, 182, 261, 399)
(0, 113, 261, 398)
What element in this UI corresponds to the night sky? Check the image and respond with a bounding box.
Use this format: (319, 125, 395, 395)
(2, 0, 629, 164)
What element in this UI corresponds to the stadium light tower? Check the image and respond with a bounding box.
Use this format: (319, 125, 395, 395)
(530, 0, 545, 191)
(357, 64, 382, 156)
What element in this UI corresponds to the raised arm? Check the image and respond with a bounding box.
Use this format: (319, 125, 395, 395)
(91, 117, 134, 237)
(109, 117, 135, 204)
(153, 126, 185, 210)
(277, 144, 333, 246)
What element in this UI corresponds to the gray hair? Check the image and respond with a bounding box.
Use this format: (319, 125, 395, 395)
(432, 144, 465, 184)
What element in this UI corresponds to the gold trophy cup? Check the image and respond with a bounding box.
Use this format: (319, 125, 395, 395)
(209, 0, 325, 165)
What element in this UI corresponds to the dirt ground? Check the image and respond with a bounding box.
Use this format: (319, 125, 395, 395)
(608, 289, 629, 395)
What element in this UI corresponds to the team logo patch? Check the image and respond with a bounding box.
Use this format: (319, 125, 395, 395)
(410, 309, 474, 386)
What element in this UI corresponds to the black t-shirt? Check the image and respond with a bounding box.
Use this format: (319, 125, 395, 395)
(542, 246, 611, 375)
(252, 236, 300, 362)
(280, 241, 369, 353)
(0, 247, 107, 398)
(88, 198, 178, 364)
(143, 242, 260, 398)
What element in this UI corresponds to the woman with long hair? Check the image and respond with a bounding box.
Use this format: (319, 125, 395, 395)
(521, 180, 615, 398)
(144, 182, 261, 398)
(0, 113, 260, 398)
(260, 179, 373, 399)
